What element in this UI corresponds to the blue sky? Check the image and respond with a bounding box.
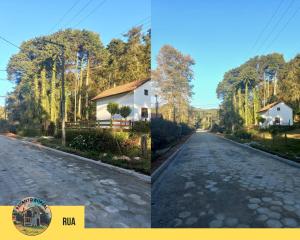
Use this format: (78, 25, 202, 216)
(0, 0, 150, 106)
(152, 0, 300, 109)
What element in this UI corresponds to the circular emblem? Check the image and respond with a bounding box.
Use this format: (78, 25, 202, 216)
(12, 197, 52, 236)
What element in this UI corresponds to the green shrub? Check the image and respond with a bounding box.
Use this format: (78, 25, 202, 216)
(119, 106, 132, 119)
(64, 129, 141, 156)
(180, 123, 194, 135)
(9, 124, 17, 134)
(151, 119, 194, 152)
(210, 123, 224, 133)
(132, 121, 150, 134)
(18, 127, 41, 137)
(233, 129, 252, 140)
(47, 122, 56, 136)
(0, 120, 9, 133)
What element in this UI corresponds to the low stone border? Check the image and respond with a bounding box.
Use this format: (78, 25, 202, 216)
(15, 138, 151, 183)
(215, 133, 300, 169)
(151, 133, 194, 183)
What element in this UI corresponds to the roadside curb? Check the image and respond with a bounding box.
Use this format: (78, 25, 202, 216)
(151, 133, 194, 183)
(12, 137, 151, 183)
(215, 133, 300, 169)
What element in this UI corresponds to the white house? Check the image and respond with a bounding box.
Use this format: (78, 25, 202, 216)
(92, 78, 151, 122)
(258, 101, 293, 128)
(23, 207, 41, 227)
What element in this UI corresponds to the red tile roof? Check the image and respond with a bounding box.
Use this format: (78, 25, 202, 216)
(92, 78, 150, 101)
(257, 101, 280, 113)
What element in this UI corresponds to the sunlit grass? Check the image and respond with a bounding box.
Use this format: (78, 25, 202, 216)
(15, 223, 47, 236)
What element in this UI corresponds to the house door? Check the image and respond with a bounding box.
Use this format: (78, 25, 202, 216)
(37, 218, 40, 226)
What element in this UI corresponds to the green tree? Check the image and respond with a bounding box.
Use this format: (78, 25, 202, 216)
(153, 45, 195, 123)
(119, 105, 132, 128)
(5, 27, 150, 128)
(119, 105, 131, 120)
(50, 62, 58, 122)
(217, 53, 284, 131)
(279, 54, 300, 112)
(107, 102, 119, 127)
(41, 67, 49, 118)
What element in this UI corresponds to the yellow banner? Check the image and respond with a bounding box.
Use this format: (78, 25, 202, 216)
(1, 206, 299, 240)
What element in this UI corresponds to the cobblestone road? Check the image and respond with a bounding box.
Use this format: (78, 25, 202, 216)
(152, 131, 300, 228)
(0, 136, 150, 228)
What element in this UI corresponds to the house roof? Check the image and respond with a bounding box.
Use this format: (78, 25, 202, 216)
(92, 78, 150, 101)
(257, 101, 281, 113)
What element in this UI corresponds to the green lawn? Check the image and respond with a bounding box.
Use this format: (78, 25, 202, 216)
(15, 224, 47, 236)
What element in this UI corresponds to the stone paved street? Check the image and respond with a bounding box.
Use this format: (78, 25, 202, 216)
(152, 131, 300, 228)
(0, 135, 150, 228)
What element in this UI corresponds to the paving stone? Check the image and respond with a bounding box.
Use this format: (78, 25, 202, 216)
(0, 136, 151, 228)
(237, 224, 250, 228)
(266, 219, 283, 228)
(185, 181, 196, 189)
(256, 214, 268, 222)
(266, 211, 281, 220)
(282, 218, 298, 227)
(257, 207, 270, 214)
(173, 218, 183, 227)
(283, 205, 295, 212)
(185, 217, 198, 225)
(104, 206, 119, 213)
(209, 187, 218, 192)
(209, 220, 223, 228)
(249, 198, 261, 204)
(151, 132, 300, 228)
(208, 209, 214, 215)
(248, 203, 259, 210)
(199, 211, 206, 217)
(271, 200, 283, 206)
(183, 193, 193, 198)
(215, 214, 225, 220)
(114, 222, 130, 228)
(270, 206, 282, 212)
(179, 211, 191, 219)
(262, 197, 272, 202)
(225, 217, 238, 227)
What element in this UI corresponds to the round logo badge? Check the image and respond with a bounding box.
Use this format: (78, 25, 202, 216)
(12, 197, 52, 236)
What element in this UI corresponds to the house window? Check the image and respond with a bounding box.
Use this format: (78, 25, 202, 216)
(141, 108, 148, 118)
(277, 107, 280, 111)
(144, 89, 148, 96)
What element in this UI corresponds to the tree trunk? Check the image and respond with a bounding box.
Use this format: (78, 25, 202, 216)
(77, 59, 83, 120)
(85, 59, 90, 120)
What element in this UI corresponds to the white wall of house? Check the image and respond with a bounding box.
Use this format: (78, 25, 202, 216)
(95, 80, 151, 121)
(259, 102, 293, 128)
(96, 92, 134, 121)
(133, 80, 151, 121)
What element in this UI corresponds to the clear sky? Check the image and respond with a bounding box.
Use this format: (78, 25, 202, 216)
(152, 0, 300, 109)
(0, 0, 150, 106)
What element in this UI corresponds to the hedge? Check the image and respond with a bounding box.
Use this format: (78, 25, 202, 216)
(151, 118, 194, 152)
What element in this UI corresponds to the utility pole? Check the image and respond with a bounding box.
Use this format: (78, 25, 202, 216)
(263, 71, 266, 107)
(42, 39, 66, 146)
(155, 94, 158, 118)
(274, 70, 278, 96)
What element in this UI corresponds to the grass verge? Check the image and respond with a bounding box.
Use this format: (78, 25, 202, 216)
(37, 137, 150, 175)
(224, 131, 300, 163)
